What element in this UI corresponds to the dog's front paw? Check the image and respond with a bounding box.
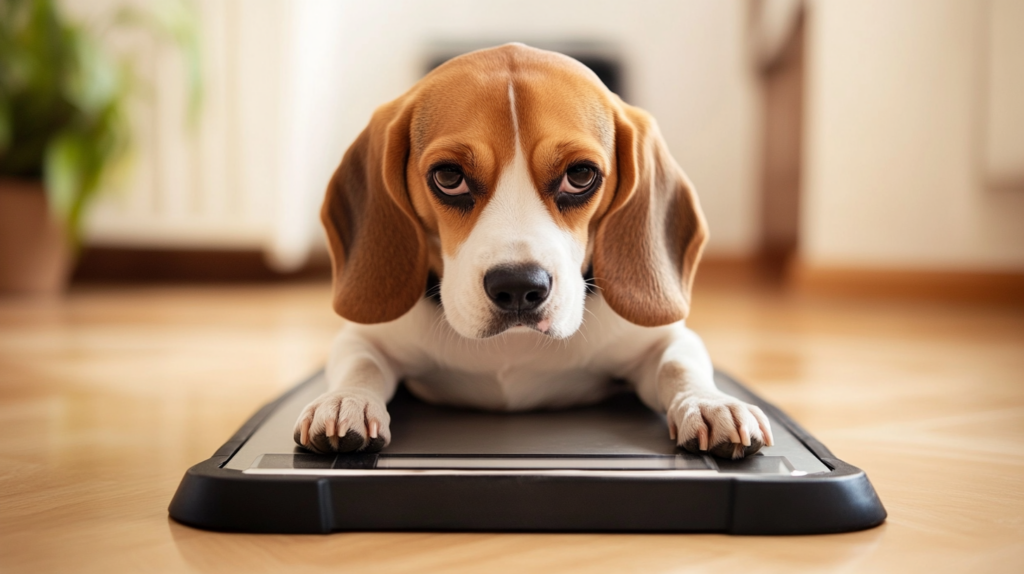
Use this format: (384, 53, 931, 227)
(666, 391, 774, 459)
(293, 391, 391, 454)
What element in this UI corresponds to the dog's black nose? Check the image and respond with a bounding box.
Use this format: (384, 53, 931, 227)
(483, 265, 552, 312)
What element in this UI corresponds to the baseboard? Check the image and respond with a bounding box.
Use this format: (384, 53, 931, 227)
(68, 248, 1024, 305)
(693, 255, 786, 288)
(790, 261, 1024, 304)
(72, 247, 331, 284)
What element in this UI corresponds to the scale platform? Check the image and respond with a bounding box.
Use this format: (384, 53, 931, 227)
(169, 370, 886, 534)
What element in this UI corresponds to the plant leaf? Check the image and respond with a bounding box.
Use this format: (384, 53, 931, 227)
(114, 0, 202, 126)
(43, 130, 85, 234)
(64, 33, 121, 117)
(0, 94, 11, 153)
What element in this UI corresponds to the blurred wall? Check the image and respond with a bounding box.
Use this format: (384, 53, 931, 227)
(75, 0, 1024, 276)
(80, 0, 763, 266)
(77, 0, 291, 259)
(299, 0, 762, 259)
(801, 0, 1024, 272)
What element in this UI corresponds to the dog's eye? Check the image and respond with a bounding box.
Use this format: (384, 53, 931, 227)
(561, 165, 597, 193)
(432, 167, 469, 195)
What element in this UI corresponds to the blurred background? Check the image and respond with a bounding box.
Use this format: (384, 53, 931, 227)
(1, 0, 1023, 297)
(3, 3, 1024, 569)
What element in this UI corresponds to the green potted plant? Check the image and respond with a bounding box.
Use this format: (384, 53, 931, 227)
(0, 0, 200, 294)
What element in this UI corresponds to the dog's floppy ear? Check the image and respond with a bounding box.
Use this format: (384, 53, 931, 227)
(592, 101, 708, 327)
(321, 97, 429, 323)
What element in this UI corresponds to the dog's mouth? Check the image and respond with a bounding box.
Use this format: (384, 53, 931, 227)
(480, 310, 551, 338)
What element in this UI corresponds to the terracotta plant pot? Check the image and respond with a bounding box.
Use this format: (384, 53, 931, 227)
(0, 178, 72, 295)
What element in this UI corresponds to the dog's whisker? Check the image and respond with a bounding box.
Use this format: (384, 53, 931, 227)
(576, 322, 590, 345)
(582, 306, 605, 332)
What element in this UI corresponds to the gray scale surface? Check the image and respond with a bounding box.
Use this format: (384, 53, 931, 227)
(225, 372, 830, 476)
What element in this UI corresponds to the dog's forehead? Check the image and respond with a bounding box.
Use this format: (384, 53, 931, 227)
(511, 66, 615, 155)
(410, 45, 615, 160)
(410, 66, 514, 157)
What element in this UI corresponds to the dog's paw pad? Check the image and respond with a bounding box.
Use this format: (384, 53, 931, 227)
(667, 391, 773, 460)
(338, 429, 366, 452)
(364, 435, 386, 453)
(293, 391, 391, 454)
(680, 437, 702, 456)
(708, 437, 765, 460)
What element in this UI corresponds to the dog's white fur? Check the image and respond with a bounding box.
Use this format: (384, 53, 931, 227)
(296, 50, 773, 459)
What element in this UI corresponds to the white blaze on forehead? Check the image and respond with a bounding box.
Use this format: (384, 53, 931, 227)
(509, 82, 519, 138)
(472, 82, 574, 264)
(439, 81, 587, 339)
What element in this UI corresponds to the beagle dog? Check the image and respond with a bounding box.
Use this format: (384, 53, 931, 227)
(295, 44, 773, 460)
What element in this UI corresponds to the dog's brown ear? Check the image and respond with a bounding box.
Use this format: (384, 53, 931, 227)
(592, 101, 708, 327)
(321, 98, 429, 323)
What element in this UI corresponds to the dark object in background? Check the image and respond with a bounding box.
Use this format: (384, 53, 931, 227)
(168, 369, 886, 535)
(72, 247, 330, 284)
(425, 42, 625, 99)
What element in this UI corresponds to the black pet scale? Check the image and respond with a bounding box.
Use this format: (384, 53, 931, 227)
(169, 370, 886, 534)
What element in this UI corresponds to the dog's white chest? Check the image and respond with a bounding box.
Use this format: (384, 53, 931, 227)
(356, 295, 669, 412)
(402, 337, 618, 411)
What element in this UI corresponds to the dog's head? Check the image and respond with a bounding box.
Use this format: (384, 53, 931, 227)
(322, 44, 707, 339)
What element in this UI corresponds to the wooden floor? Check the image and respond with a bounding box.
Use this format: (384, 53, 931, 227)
(1, 278, 1022, 573)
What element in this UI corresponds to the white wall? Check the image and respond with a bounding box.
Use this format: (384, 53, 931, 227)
(984, 0, 1024, 190)
(79, 0, 763, 264)
(72, 0, 1024, 272)
(801, 0, 1024, 272)
(307, 0, 763, 258)
(82, 0, 288, 254)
